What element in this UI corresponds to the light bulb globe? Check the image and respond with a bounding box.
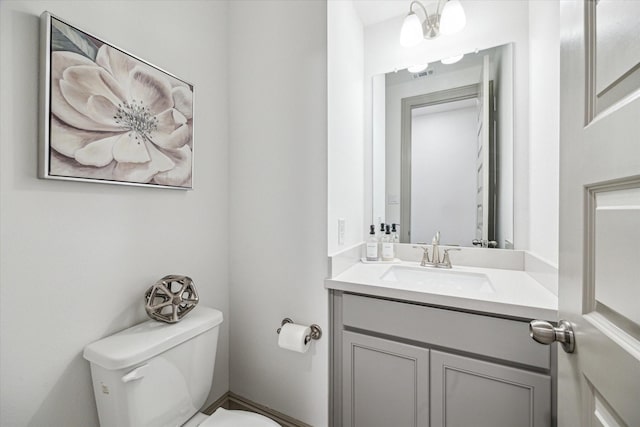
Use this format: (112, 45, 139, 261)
(408, 63, 429, 73)
(441, 54, 464, 65)
(400, 12, 424, 47)
(440, 0, 466, 36)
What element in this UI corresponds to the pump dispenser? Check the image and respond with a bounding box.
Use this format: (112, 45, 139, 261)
(391, 223, 400, 244)
(382, 225, 394, 261)
(366, 225, 379, 261)
(378, 223, 386, 258)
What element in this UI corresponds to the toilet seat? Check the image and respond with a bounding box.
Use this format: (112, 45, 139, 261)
(200, 408, 281, 427)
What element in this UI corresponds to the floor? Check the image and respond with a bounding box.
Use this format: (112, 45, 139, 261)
(205, 392, 311, 427)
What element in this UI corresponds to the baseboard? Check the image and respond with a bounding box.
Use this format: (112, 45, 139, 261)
(206, 392, 230, 412)
(204, 391, 312, 427)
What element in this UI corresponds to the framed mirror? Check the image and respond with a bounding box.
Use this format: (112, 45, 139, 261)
(372, 43, 514, 248)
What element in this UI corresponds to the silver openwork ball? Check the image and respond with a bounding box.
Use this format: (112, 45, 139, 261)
(144, 275, 199, 323)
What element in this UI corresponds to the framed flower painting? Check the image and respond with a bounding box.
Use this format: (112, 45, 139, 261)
(39, 12, 194, 189)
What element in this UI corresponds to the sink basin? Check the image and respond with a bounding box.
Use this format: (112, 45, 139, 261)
(381, 266, 494, 293)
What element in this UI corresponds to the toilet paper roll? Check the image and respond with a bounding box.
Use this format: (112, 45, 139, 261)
(278, 323, 311, 353)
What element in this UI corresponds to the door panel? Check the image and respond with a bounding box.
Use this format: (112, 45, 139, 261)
(430, 350, 551, 427)
(593, 0, 640, 114)
(342, 331, 429, 427)
(589, 384, 629, 427)
(592, 185, 640, 326)
(560, 0, 640, 426)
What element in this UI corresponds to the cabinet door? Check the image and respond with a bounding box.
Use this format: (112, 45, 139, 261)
(430, 350, 551, 427)
(342, 331, 429, 427)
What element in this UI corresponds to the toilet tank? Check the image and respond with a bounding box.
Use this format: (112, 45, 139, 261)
(83, 306, 223, 427)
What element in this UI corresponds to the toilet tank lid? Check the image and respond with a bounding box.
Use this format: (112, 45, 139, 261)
(83, 306, 223, 370)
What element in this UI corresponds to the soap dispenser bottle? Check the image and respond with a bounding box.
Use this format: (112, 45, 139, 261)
(366, 225, 379, 261)
(391, 223, 400, 244)
(382, 225, 395, 261)
(377, 223, 386, 256)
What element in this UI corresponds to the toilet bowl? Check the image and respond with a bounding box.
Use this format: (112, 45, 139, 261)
(185, 408, 280, 426)
(83, 306, 278, 427)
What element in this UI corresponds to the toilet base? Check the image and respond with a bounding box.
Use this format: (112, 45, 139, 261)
(183, 409, 280, 427)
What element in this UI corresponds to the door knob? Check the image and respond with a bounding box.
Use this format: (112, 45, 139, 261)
(529, 319, 575, 353)
(472, 239, 498, 248)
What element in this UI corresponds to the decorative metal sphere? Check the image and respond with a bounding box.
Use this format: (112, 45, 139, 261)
(145, 275, 199, 323)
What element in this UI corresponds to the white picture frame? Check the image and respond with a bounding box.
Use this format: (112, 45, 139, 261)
(39, 12, 195, 190)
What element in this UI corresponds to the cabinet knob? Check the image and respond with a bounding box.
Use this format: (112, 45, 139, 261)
(529, 319, 575, 353)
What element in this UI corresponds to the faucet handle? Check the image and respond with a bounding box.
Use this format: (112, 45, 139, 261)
(441, 248, 461, 268)
(413, 245, 430, 265)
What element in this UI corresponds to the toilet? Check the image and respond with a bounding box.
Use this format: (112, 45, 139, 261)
(83, 306, 279, 427)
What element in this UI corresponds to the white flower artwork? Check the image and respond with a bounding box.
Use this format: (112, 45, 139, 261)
(40, 12, 194, 189)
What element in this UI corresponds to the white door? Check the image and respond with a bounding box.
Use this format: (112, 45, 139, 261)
(559, 0, 640, 425)
(475, 55, 491, 242)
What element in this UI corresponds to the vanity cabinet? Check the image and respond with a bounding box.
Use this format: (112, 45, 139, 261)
(342, 331, 429, 426)
(430, 350, 550, 427)
(331, 291, 554, 427)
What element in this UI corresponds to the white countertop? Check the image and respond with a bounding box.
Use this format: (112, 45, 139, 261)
(325, 261, 558, 320)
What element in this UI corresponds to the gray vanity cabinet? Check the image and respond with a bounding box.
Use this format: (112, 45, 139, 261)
(331, 291, 554, 427)
(342, 331, 429, 427)
(430, 350, 551, 427)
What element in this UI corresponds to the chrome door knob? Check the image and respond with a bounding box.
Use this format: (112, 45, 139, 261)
(529, 319, 575, 353)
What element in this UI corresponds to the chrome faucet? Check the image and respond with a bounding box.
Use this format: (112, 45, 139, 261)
(413, 232, 461, 269)
(431, 231, 441, 266)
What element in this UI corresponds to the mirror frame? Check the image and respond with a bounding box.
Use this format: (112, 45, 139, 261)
(371, 43, 514, 248)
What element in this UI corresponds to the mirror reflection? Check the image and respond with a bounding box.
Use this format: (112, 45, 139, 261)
(372, 43, 514, 248)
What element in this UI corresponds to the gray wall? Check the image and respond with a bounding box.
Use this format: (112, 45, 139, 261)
(0, 1, 230, 425)
(228, 1, 329, 425)
(327, 0, 364, 255)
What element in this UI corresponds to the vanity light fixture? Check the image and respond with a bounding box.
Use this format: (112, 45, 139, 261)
(441, 54, 464, 64)
(400, 0, 467, 47)
(408, 63, 429, 73)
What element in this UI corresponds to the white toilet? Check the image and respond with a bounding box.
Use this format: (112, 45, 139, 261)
(83, 306, 279, 427)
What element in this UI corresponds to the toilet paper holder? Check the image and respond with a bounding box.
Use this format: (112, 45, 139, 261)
(276, 318, 322, 344)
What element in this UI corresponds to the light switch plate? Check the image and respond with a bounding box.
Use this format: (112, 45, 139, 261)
(338, 218, 345, 245)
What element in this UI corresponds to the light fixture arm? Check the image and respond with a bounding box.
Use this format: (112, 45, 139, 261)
(409, 0, 449, 40)
(401, 0, 464, 46)
(409, 0, 429, 21)
(409, 0, 433, 36)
